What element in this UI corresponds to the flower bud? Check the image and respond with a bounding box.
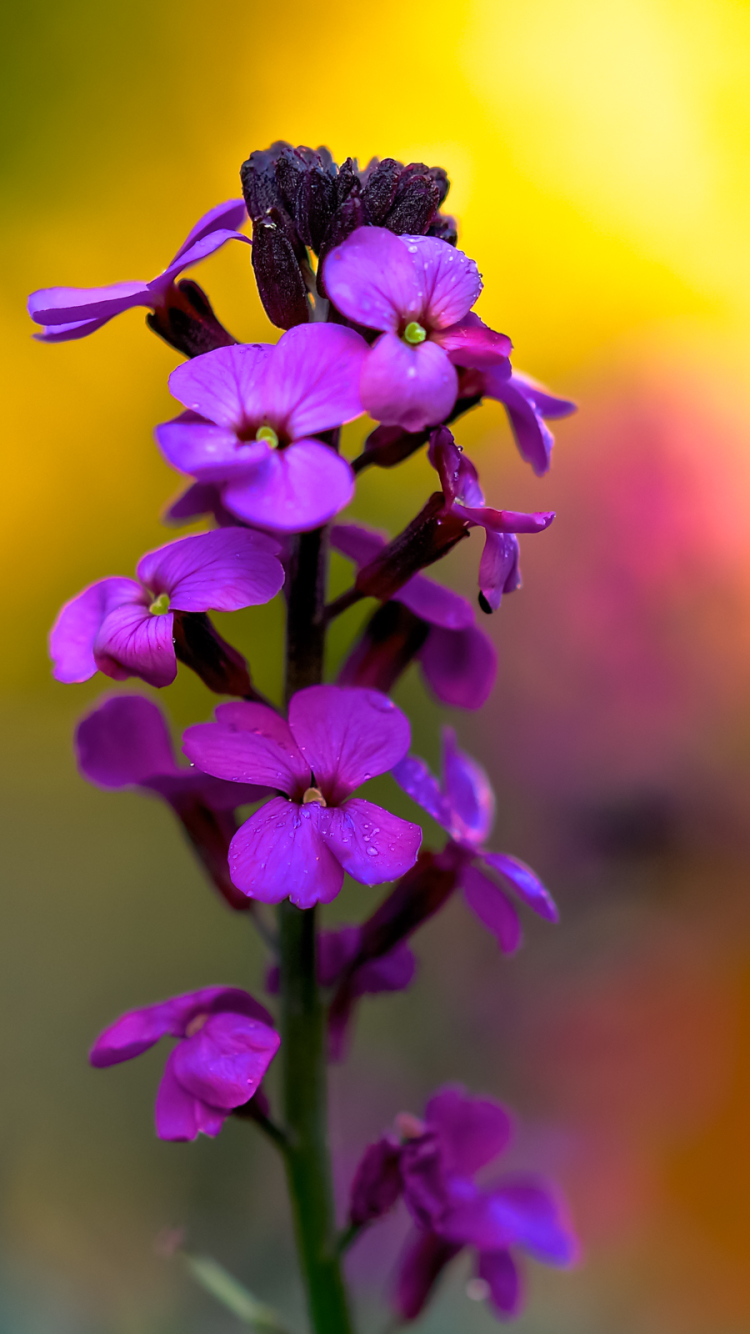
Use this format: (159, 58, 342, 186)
(349, 1135, 404, 1225)
(172, 611, 253, 697)
(147, 279, 237, 358)
(250, 212, 310, 329)
(355, 493, 469, 601)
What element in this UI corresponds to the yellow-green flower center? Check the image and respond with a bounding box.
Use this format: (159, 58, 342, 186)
(149, 592, 171, 616)
(403, 321, 427, 345)
(256, 424, 279, 447)
(302, 786, 327, 806)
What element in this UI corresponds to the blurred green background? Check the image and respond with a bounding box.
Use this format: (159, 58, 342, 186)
(5, 0, 750, 1330)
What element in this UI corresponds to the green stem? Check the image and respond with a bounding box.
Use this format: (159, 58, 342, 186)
(278, 518, 354, 1334)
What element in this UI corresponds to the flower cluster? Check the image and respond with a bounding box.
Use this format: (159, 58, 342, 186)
(34, 142, 578, 1332)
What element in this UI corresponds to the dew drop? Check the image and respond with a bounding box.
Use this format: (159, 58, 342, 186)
(367, 846, 379, 856)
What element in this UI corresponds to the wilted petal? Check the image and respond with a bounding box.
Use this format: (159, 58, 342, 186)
(433, 313, 512, 368)
(477, 1249, 522, 1316)
(167, 344, 271, 428)
(442, 728, 495, 846)
(261, 324, 367, 439)
(480, 851, 559, 922)
(461, 862, 522, 954)
(392, 754, 452, 831)
(94, 601, 176, 688)
(418, 625, 497, 710)
(155, 411, 268, 482)
(76, 694, 177, 788)
(183, 704, 309, 794)
(137, 528, 283, 612)
(478, 531, 521, 611)
(425, 1086, 512, 1177)
(222, 440, 354, 532)
(228, 797, 344, 907)
(394, 1229, 461, 1321)
(322, 799, 422, 885)
(171, 1011, 279, 1110)
(361, 334, 458, 433)
(155, 1052, 226, 1141)
(49, 577, 141, 683)
(28, 281, 152, 327)
(289, 685, 411, 802)
(324, 226, 421, 331)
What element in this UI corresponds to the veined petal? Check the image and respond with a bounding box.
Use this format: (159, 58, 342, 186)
(480, 851, 559, 922)
(361, 334, 458, 433)
(418, 625, 497, 710)
(433, 313, 512, 369)
(228, 798, 344, 907)
(171, 1011, 279, 1110)
(155, 411, 268, 482)
(461, 862, 522, 954)
(137, 528, 283, 612)
(323, 226, 421, 331)
(442, 727, 495, 846)
(289, 685, 411, 802)
(28, 281, 152, 327)
(425, 1086, 513, 1176)
(49, 577, 141, 683)
(155, 1051, 226, 1141)
(391, 754, 453, 832)
(94, 602, 176, 689)
(321, 798, 422, 885)
(398, 234, 482, 328)
(222, 441, 354, 532)
(261, 324, 367, 439)
(184, 705, 309, 794)
(167, 344, 272, 429)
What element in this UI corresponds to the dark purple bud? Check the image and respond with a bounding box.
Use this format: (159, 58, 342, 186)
(335, 156, 361, 207)
(240, 141, 293, 219)
(338, 601, 429, 695)
(384, 163, 446, 235)
(427, 212, 459, 246)
(172, 611, 254, 697)
(362, 158, 402, 224)
(349, 1135, 404, 1225)
(251, 212, 309, 330)
(146, 279, 237, 358)
(400, 1130, 449, 1228)
(317, 190, 367, 295)
(355, 493, 469, 602)
(296, 163, 337, 252)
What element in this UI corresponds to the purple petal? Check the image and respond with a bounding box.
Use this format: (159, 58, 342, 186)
(323, 226, 421, 331)
(75, 694, 177, 788)
(433, 313, 512, 368)
(228, 798, 344, 907)
(288, 685, 411, 802)
(330, 523, 388, 567)
(396, 574, 474, 630)
(483, 1175, 579, 1265)
(89, 986, 248, 1066)
(167, 345, 271, 429)
(393, 1229, 461, 1321)
(155, 410, 268, 482)
(397, 234, 482, 329)
(477, 1249, 523, 1316)
(183, 704, 309, 795)
(155, 1051, 226, 1141)
(478, 531, 521, 611)
(424, 1086, 512, 1177)
(34, 315, 115, 342)
(428, 425, 485, 507)
(488, 376, 554, 476)
(401, 1130, 450, 1228)
(222, 441, 355, 532)
(418, 625, 497, 710)
(169, 199, 248, 263)
(442, 727, 495, 846)
(349, 1135, 404, 1225)
(321, 798, 422, 885)
(28, 281, 152, 327)
(485, 365, 576, 419)
(391, 754, 453, 831)
(49, 577, 141, 683)
(164, 481, 235, 526)
(353, 942, 416, 996)
(94, 603, 176, 689)
(461, 863, 522, 954)
(458, 504, 556, 535)
(261, 324, 367, 440)
(360, 334, 458, 433)
(136, 528, 283, 612)
(480, 851, 559, 922)
(171, 1011, 279, 1110)
(318, 926, 361, 986)
(155, 228, 251, 290)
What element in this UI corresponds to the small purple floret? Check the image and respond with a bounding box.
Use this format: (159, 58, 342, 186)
(90, 987, 280, 1141)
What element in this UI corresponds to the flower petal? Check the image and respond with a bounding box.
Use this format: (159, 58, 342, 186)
(480, 851, 559, 922)
(76, 694, 177, 787)
(321, 798, 422, 885)
(94, 603, 176, 689)
(28, 281, 152, 327)
(330, 523, 388, 567)
(49, 577, 141, 683)
(396, 573, 474, 630)
(89, 986, 248, 1066)
(418, 625, 497, 710)
(397, 234, 482, 328)
(360, 334, 458, 433)
(136, 528, 283, 612)
(478, 531, 521, 611)
(169, 199, 248, 263)
(171, 1010, 279, 1110)
(442, 727, 495, 846)
(393, 1229, 461, 1322)
(391, 754, 452, 831)
(261, 324, 367, 439)
(155, 1051, 226, 1141)
(461, 862, 522, 954)
(153, 228, 251, 291)
(228, 797, 343, 907)
(483, 1175, 579, 1265)
(458, 504, 556, 535)
(425, 1085, 513, 1177)
(288, 685, 411, 802)
(33, 316, 113, 342)
(433, 312, 512, 368)
(167, 344, 272, 428)
(155, 411, 268, 481)
(222, 440, 354, 532)
(324, 226, 421, 331)
(183, 704, 309, 794)
(477, 1249, 523, 1316)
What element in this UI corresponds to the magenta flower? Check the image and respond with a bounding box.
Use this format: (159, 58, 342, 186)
(478, 365, 576, 476)
(348, 1086, 577, 1323)
(154, 324, 367, 532)
(76, 695, 270, 910)
(182, 686, 422, 908)
(322, 226, 512, 432)
(90, 987, 280, 1142)
(49, 527, 283, 689)
(28, 200, 249, 342)
(331, 523, 497, 709)
(394, 728, 557, 953)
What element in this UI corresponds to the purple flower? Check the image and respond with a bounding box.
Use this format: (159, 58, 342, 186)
(394, 728, 557, 953)
(348, 1086, 577, 1323)
(49, 528, 284, 689)
(323, 227, 512, 432)
(429, 426, 555, 611)
(331, 523, 497, 709)
(154, 325, 367, 532)
(28, 200, 249, 342)
(480, 365, 576, 476)
(182, 686, 422, 908)
(76, 694, 270, 910)
(90, 987, 280, 1141)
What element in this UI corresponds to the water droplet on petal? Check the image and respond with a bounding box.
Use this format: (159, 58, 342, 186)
(367, 846, 379, 856)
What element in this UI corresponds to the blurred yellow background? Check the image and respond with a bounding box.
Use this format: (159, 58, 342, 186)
(4, 1, 750, 1331)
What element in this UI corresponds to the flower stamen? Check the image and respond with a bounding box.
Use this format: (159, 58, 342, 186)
(403, 321, 427, 346)
(302, 786, 327, 806)
(149, 592, 171, 616)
